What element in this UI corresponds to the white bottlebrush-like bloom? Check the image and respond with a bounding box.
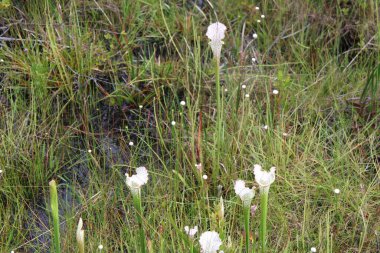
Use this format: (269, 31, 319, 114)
(234, 180, 255, 206)
(199, 231, 222, 253)
(206, 22, 227, 61)
(125, 167, 149, 196)
(184, 225, 198, 238)
(76, 218, 84, 253)
(253, 165, 276, 194)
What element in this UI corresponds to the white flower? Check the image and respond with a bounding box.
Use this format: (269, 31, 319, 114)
(272, 89, 279, 95)
(76, 218, 84, 253)
(0, 170, 3, 174)
(87, 149, 92, 153)
(129, 141, 134, 146)
(203, 174, 208, 180)
(257, 20, 261, 23)
(253, 165, 276, 194)
(252, 57, 256, 63)
(184, 225, 198, 238)
(311, 247, 317, 252)
(98, 244, 103, 250)
(206, 22, 227, 61)
(125, 167, 149, 196)
(224, 88, 228, 92)
(139, 105, 143, 109)
(234, 180, 255, 206)
(180, 101, 186, 106)
(262, 125, 268, 130)
(252, 33, 258, 39)
(255, 6, 260, 10)
(171, 121, 176, 126)
(261, 15, 265, 18)
(242, 85, 247, 89)
(199, 231, 222, 253)
(245, 94, 250, 98)
(334, 188, 340, 194)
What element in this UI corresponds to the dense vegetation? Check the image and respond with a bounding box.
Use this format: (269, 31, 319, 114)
(0, 0, 379, 252)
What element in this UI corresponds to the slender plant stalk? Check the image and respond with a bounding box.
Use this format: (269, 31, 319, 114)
(213, 58, 223, 180)
(244, 205, 251, 253)
(260, 193, 269, 253)
(133, 193, 147, 253)
(190, 242, 194, 253)
(49, 180, 61, 253)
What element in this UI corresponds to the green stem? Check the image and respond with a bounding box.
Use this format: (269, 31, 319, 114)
(133, 193, 147, 253)
(49, 180, 61, 253)
(190, 241, 194, 253)
(260, 192, 269, 253)
(213, 58, 223, 180)
(244, 205, 251, 253)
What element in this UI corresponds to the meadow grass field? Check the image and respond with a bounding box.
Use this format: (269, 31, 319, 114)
(0, 0, 379, 252)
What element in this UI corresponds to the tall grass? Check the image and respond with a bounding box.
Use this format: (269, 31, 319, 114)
(0, 0, 379, 252)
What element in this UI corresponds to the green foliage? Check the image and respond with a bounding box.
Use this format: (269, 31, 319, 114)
(0, 0, 379, 252)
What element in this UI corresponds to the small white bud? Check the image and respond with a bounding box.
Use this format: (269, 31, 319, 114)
(87, 149, 92, 153)
(202, 174, 208, 180)
(245, 94, 250, 98)
(252, 33, 258, 39)
(255, 6, 260, 10)
(257, 20, 261, 23)
(171, 121, 176, 126)
(224, 88, 228, 92)
(180, 101, 186, 106)
(261, 15, 265, 18)
(311, 247, 317, 252)
(252, 57, 256, 63)
(129, 141, 134, 146)
(263, 125, 269, 130)
(98, 244, 104, 250)
(272, 89, 279, 95)
(242, 85, 247, 89)
(139, 105, 143, 109)
(334, 189, 340, 194)
(0, 59, 4, 62)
